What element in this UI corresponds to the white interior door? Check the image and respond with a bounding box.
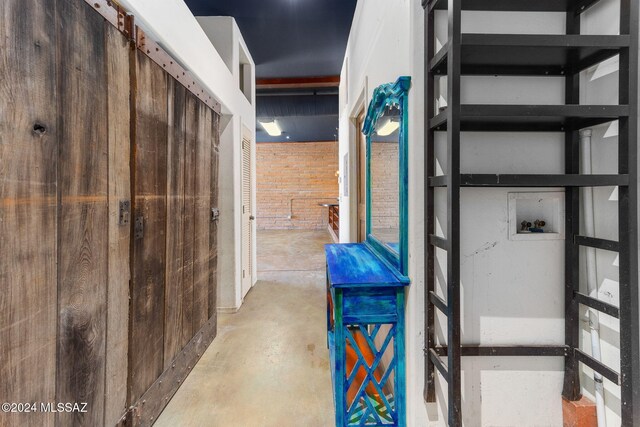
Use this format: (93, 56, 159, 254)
(241, 137, 252, 299)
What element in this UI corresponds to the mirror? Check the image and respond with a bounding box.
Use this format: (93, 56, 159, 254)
(370, 104, 401, 253)
(362, 76, 410, 276)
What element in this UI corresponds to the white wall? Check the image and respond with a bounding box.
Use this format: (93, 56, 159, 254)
(341, 0, 635, 426)
(196, 17, 235, 74)
(117, 0, 257, 312)
(197, 16, 259, 311)
(197, 17, 255, 106)
(339, 0, 428, 424)
(217, 115, 242, 311)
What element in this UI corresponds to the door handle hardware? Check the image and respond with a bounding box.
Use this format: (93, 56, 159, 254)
(119, 200, 131, 226)
(211, 208, 220, 222)
(134, 216, 144, 240)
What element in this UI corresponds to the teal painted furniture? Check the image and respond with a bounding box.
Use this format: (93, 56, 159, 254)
(326, 77, 411, 426)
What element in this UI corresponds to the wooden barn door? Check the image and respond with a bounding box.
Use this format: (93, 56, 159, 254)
(209, 114, 221, 320)
(0, 2, 60, 426)
(161, 90, 221, 363)
(0, 0, 220, 425)
(127, 48, 220, 425)
(1, 0, 131, 426)
(129, 50, 169, 405)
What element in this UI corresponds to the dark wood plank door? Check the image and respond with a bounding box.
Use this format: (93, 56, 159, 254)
(55, 0, 110, 425)
(193, 103, 213, 332)
(208, 113, 221, 321)
(0, 1, 58, 426)
(0, 1, 221, 425)
(182, 92, 197, 347)
(129, 50, 169, 405)
(164, 80, 187, 368)
(104, 21, 132, 426)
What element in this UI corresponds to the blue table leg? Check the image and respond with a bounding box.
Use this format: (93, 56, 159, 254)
(334, 289, 345, 427)
(396, 288, 406, 427)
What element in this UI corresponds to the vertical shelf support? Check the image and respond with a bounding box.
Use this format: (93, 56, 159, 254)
(424, 0, 437, 404)
(446, 0, 463, 425)
(562, 4, 583, 403)
(618, 0, 640, 425)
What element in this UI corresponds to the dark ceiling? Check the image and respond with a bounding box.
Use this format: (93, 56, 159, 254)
(185, 0, 357, 78)
(184, 0, 357, 142)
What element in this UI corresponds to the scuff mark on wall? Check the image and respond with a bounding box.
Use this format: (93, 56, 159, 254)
(465, 241, 499, 258)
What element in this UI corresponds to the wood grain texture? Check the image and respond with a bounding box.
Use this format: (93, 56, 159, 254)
(129, 51, 168, 404)
(126, 318, 217, 427)
(181, 92, 197, 344)
(208, 113, 220, 321)
(104, 22, 131, 426)
(1, 2, 225, 423)
(55, 0, 109, 425)
(2, 2, 223, 424)
(164, 81, 187, 368)
(193, 103, 212, 332)
(0, 1, 58, 426)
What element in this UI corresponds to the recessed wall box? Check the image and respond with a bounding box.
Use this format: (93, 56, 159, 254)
(508, 191, 565, 241)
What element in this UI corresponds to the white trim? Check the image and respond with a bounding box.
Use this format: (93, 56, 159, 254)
(347, 82, 369, 243)
(507, 191, 566, 241)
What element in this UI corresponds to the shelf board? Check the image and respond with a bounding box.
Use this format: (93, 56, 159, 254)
(430, 104, 628, 132)
(430, 34, 628, 76)
(574, 235, 619, 252)
(429, 291, 448, 314)
(428, 174, 629, 187)
(431, 345, 568, 357)
(426, 0, 601, 13)
(428, 234, 448, 250)
(574, 291, 620, 319)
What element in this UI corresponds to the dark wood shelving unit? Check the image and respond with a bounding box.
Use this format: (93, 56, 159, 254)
(428, 174, 628, 187)
(428, 0, 602, 12)
(429, 104, 629, 131)
(430, 34, 628, 75)
(422, 0, 639, 425)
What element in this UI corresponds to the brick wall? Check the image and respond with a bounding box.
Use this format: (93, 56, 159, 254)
(371, 142, 399, 235)
(256, 141, 339, 230)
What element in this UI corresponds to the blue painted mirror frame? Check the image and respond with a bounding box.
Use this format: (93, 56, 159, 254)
(362, 76, 411, 277)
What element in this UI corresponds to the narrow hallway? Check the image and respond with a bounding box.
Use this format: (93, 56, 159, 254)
(156, 230, 334, 426)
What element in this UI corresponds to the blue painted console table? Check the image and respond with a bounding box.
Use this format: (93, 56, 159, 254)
(325, 243, 410, 427)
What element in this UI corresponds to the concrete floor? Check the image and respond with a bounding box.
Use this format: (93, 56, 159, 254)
(155, 229, 334, 427)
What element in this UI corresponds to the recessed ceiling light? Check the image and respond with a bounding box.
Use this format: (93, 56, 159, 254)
(259, 119, 282, 136)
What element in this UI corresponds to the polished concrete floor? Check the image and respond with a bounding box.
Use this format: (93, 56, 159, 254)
(155, 229, 334, 427)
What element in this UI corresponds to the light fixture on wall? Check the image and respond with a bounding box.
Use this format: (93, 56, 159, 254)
(376, 118, 399, 136)
(259, 119, 282, 136)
